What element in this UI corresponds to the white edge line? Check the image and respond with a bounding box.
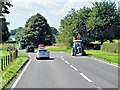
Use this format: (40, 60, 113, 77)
(11, 56, 31, 88)
(65, 61, 70, 65)
(80, 73, 92, 83)
(71, 65, 78, 71)
(91, 57, 118, 68)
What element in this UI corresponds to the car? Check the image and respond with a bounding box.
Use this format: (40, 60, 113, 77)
(36, 49, 50, 59)
(26, 46, 34, 53)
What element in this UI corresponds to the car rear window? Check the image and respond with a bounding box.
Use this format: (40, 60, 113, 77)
(39, 50, 47, 52)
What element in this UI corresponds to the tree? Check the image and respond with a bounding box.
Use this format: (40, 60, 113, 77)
(24, 13, 52, 46)
(86, 1, 118, 44)
(15, 27, 26, 42)
(0, 1, 13, 43)
(10, 27, 23, 35)
(57, 7, 91, 47)
(1, 18, 10, 42)
(2, 1, 13, 14)
(50, 27, 58, 44)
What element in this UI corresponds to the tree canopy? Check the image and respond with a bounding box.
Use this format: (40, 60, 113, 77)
(57, 0, 120, 47)
(0, 1, 13, 43)
(18, 13, 52, 46)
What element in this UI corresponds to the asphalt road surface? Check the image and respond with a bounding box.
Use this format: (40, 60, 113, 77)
(11, 51, 119, 89)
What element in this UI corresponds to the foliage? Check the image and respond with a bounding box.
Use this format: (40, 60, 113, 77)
(2, 1, 13, 14)
(50, 27, 59, 44)
(0, 1, 13, 43)
(87, 1, 118, 44)
(1, 18, 10, 43)
(101, 43, 119, 53)
(10, 27, 23, 35)
(6, 40, 16, 43)
(57, 0, 119, 48)
(15, 27, 26, 42)
(23, 13, 52, 46)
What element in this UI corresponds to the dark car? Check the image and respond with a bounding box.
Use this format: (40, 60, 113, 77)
(26, 46, 34, 53)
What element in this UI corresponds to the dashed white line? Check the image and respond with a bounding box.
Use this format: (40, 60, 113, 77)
(11, 56, 31, 88)
(97, 87, 104, 90)
(70, 65, 78, 71)
(61, 58, 64, 61)
(80, 73, 92, 83)
(65, 61, 70, 65)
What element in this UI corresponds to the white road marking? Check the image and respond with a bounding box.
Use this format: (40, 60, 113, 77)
(90, 57, 118, 68)
(11, 56, 31, 88)
(97, 87, 104, 90)
(70, 65, 78, 71)
(65, 61, 70, 65)
(61, 58, 64, 61)
(80, 73, 92, 83)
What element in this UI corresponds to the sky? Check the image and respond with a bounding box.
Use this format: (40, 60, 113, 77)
(5, 0, 120, 31)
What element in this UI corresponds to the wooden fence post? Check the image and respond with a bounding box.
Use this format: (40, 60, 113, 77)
(3, 57, 5, 68)
(8, 55, 9, 64)
(10, 54, 12, 62)
(6, 56, 7, 67)
(1, 58, 3, 70)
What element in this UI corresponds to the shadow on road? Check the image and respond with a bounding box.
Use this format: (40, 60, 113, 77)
(36, 57, 55, 61)
(74, 54, 92, 57)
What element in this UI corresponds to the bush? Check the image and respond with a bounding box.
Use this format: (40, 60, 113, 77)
(6, 40, 16, 43)
(101, 43, 119, 53)
(0, 43, 15, 51)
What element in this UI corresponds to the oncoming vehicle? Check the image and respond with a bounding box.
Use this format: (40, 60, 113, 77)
(36, 49, 50, 59)
(72, 40, 86, 56)
(19, 41, 26, 50)
(26, 46, 34, 53)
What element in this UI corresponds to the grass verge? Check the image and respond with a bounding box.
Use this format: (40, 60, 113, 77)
(0, 51, 29, 89)
(46, 46, 119, 64)
(0, 50, 10, 57)
(85, 50, 119, 64)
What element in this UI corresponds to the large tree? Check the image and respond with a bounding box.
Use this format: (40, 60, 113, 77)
(86, 1, 118, 44)
(24, 13, 52, 46)
(57, 7, 91, 47)
(0, 1, 13, 43)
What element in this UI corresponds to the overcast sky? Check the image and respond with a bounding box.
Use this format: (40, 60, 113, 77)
(6, 0, 119, 30)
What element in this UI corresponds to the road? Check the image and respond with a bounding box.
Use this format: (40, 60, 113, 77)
(11, 51, 118, 89)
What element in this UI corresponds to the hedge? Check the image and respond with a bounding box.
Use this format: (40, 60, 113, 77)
(101, 43, 119, 53)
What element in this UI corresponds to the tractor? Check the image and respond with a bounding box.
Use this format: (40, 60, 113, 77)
(72, 40, 86, 56)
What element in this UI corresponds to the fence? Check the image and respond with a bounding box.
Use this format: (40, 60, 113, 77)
(1, 49, 18, 71)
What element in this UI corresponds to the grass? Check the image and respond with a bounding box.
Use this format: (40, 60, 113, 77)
(0, 51, 29, 89)
(46, 46, 119, 64)
(0, 50, 10, 57)
(85, 50, 119, 64)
